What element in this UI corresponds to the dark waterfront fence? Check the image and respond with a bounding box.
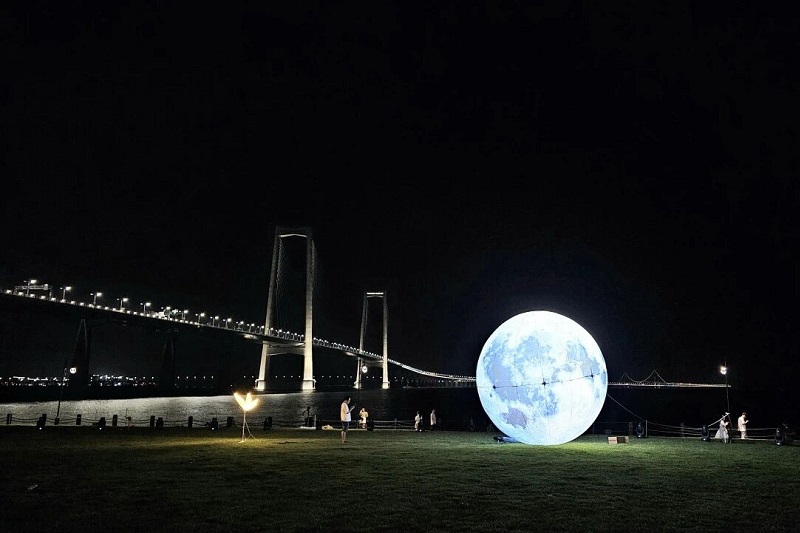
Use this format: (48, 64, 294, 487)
(3, 411, 420, 431)
(3, 385, 797, 443)
(5, 412, 793, 445)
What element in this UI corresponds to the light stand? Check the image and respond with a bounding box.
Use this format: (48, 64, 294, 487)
(720, 365, 730, 415)
(234, 392, 258, 442)
(55, 360, 76, 426)
(356, 363, 368, 408)
(240, 412, 254, 441)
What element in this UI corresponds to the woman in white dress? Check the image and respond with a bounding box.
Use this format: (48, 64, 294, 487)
(714, 415, 729, 441)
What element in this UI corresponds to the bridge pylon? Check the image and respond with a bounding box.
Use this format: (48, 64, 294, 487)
(256, 227, 316, 392)
(354, 291, 389, 390)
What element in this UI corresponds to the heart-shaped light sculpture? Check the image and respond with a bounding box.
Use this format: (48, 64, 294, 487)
(233, 391, 259, 441)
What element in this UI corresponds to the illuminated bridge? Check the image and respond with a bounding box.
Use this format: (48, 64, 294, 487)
(3, 227, 477, 392)
(3, 227, 723, 392)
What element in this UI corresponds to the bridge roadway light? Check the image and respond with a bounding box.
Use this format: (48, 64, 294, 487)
(118, 297, 128, 311)
(61, 286, 72, 301)
(226, 318, 232, 329)
(141, 302, 151, 315)
(92, 292, 103, 306)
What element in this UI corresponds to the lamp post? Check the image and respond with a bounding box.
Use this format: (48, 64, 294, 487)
(356, 363, 369, 405)
(118, 297, 128, 311)
(92, 292, 103, 306)
(61, 286, 72, 301)
(141, 302, 151, 315)
(720, 365, 730, 415)
(55, 360, 77, 425)
(355, 358, 368, 389)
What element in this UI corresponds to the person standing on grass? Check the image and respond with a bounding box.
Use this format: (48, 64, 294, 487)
(430, 409, 437, 431)
(714, 414, 729, 441)
(414, 410, 423, 431)
(738, 412, 749, 439)
(340, 396, 354, 443)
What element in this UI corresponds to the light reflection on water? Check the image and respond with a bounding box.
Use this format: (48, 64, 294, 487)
(0, 388, 486, 428)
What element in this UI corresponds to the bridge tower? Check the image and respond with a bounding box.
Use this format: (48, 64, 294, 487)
(354, 291, 390, 390)
(255, 227, 316, 391)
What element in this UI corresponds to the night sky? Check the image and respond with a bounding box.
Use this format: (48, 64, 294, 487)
(2, 4, 798, 390)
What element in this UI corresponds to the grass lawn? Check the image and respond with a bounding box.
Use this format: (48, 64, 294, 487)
(1, 425, 797, 532)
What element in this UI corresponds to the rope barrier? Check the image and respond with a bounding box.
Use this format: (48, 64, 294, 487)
(3, 407, 794, 443)
(2, 412, 424, 430)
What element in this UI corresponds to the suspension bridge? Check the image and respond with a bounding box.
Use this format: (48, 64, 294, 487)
(2, 226, 725, 392)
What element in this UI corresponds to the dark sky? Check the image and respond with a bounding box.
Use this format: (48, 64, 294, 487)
(1, 3, 798, 389)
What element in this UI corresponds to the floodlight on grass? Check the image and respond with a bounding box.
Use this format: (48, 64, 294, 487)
(233, 391, 258, 442)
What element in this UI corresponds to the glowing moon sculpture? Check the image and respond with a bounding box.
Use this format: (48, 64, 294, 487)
(476, 311, 608, 445)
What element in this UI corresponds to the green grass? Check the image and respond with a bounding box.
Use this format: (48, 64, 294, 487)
(1, 426, 797, 532)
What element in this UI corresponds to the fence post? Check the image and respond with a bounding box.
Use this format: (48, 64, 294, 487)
(188, 416, 193, 428)
(6, 413, 12, 425)
(76, 414, 82, 426)
(150, 415, 155, 428)
(112, 414, 118, 427)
